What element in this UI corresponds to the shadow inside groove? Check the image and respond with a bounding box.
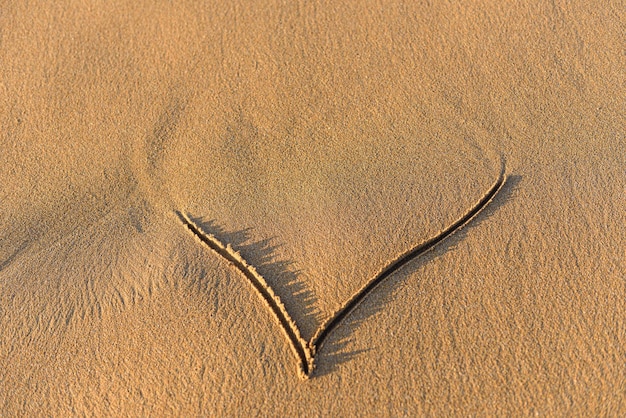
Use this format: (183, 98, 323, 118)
(184, 215, 320, 339)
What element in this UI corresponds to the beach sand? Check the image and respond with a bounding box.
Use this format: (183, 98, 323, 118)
(1, 1, 624, 415)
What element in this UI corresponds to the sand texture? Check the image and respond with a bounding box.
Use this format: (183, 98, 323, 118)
(1, 1, 624, 416)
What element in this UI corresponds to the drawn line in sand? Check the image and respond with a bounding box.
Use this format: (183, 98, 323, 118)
(176, 166, 506, 379)
(175, 211, 313, 377)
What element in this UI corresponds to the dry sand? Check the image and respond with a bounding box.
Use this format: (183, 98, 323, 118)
(1, 1, 624, 416)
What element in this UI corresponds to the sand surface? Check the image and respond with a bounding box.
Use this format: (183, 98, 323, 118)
(1, 1, 624, 415)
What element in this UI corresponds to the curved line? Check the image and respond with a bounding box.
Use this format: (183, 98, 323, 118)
(310, 168, 507, 354)
(176, 163, 506, 378)
(175, 211, 313, 378)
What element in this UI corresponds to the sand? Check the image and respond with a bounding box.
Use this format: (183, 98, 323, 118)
(1, 1, 624, 415)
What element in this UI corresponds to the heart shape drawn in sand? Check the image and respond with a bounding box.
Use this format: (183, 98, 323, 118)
(176, 166, 506, 379)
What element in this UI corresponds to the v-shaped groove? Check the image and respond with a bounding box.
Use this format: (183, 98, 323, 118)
(176, 165, 507, 379)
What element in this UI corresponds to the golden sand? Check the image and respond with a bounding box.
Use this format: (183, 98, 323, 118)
(1, 1, 624, 415)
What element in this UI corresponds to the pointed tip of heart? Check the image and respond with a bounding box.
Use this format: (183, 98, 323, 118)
(297, 353, 316, 380)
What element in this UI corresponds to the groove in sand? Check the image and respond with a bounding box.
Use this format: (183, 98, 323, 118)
(176, 166, 506, 378)
(175, 211, 313, 378)
(310, 167, 507, 354)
